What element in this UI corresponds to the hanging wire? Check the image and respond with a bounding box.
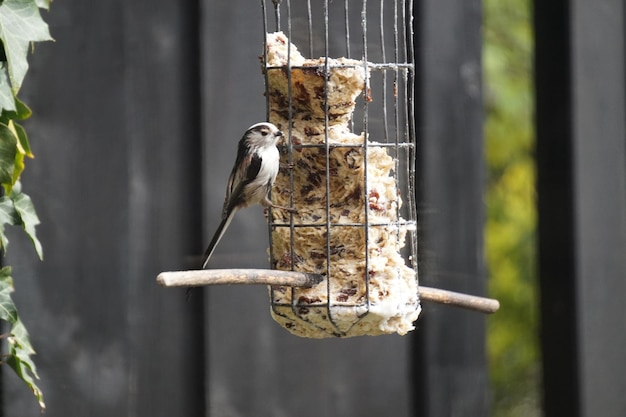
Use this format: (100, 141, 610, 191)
(272, 0, 281, 31)
(306, 0, 313, 57)
(344, 0, 351, 58)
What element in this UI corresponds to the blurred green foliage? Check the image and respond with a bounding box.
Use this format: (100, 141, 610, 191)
(483, 0, 541, 416)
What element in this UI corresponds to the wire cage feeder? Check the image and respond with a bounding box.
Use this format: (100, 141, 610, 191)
(156, 0, 499, 339)
(261, 0, 420, 338)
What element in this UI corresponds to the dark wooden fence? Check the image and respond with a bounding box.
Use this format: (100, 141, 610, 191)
(535, 1, 626, 417)
(0, 1, 624, 417)
(1, 1, 205, 415)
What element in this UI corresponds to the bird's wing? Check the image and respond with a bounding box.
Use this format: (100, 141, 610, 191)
(222, 149, 262, 217)
(244, 152, 263, 182)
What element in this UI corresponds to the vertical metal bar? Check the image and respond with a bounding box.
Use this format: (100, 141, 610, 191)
(262, 0, 270, 122)
(323, 0, 336, 330)
(263, 0, 276, 275)
(405, 0, 418, 273)
(284, 0, 298, 314)
(346, 0, 354, 132)
(393, 0, 402, 240)
(361, 0, 371, 309)
(380, 0, 389, 141)
(307, 0, 313, 56)
(285, 0, 296, 277)
(400, 0, 407, 63)
(344, 0, 352, 58)
(273, 0, 281, 32)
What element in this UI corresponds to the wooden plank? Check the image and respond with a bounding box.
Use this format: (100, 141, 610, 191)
(534, 2, 581, 415)
(201, 1, 412, 417)
(411, 0, 488, 416)
(536, 1, 626, 416)
(118, 1, 205, 415)
(571, 1, 626, 416)
(1, 1, 205, 416)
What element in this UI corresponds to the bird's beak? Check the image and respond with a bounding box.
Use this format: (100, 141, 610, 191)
(276, 130, 284, 137)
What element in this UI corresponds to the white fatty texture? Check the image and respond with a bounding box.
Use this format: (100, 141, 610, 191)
(263, 32, 420, 338)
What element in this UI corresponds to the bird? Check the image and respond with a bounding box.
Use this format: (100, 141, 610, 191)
(200, 122, 294, 269)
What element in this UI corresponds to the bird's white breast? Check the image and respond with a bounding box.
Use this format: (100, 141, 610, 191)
(245, 144, 280, 205)
(257, 145, 280, 182)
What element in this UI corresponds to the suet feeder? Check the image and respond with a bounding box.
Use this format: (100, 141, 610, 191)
(157, 0, 499, 338)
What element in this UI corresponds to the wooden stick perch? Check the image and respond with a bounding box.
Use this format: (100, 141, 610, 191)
(157, 269, 500, 314)
(157, 269, 323, 288)
(417, 286, 500, 314)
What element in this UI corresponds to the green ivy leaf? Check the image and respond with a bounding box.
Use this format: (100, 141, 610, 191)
(0, 64, 15, 113)
(35, 0, 49, 10)
(0, 184, 41, 258)
(0, 119, 32, 194)
(11, 121, 31, 187)
(0, 267, 45, 411)
(0, 121, 16, 187)
(7, 319, 45, 411)
(0, 0, 47, 411)
(0, 195, 19, 250)
(0, 0, 53, 94)
(0, 266, 17, 322)
(11, 184, 42, 259)
(1, 95, 32, 122)
(13, 120, 31, 155)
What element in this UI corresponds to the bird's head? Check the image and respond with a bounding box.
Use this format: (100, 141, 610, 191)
(245, 122, 283, 147)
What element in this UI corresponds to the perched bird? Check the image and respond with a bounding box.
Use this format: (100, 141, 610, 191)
(200, 122, 294, 269)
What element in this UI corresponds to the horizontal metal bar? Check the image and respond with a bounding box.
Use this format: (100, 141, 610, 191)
(265, 63, 413, 71)
(269, 221, 417, 228)
(278, 142, 415, 150)
(274, 286, 500, 314)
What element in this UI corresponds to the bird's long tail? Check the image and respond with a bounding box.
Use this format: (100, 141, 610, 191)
(201, 211, 236, 269)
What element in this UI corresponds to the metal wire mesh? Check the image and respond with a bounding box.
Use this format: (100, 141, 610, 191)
(261, 0, 418, 337)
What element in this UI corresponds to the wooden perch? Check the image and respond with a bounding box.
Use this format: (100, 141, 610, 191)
(157, 269, 323, 288)
(417, 286, 500, 314)
(157, 269, 500, 314)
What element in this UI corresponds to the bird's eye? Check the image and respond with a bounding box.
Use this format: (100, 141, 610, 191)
(261, 130, 269, 136)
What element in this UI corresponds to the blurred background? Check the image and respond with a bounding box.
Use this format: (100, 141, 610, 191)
(1, 1, 625, 417)
(483, 1, 539, 415)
